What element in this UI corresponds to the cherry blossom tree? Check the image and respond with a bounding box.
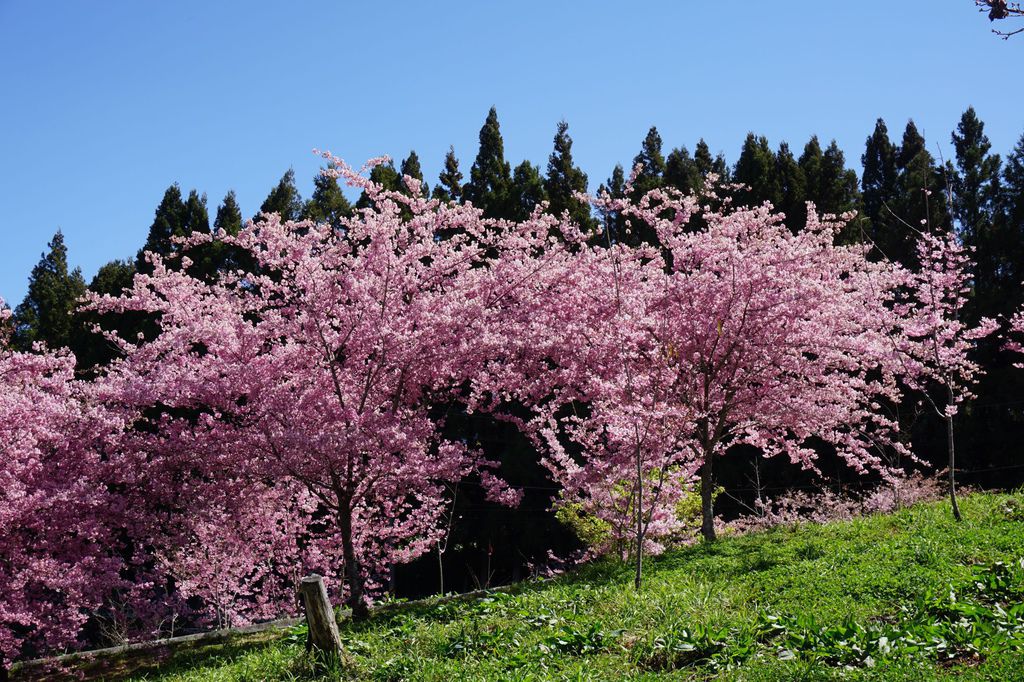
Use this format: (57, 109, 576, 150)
(892, 232, 998, 520)
(0, 303, 125, 668)
(91, 157, 531, 620)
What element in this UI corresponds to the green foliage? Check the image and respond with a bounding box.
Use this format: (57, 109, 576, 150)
(734, 133, 781, 208)
(13, 230, 87, 351)
(463, 107, 512, 219)
(554, 502, 613, 551)
(544, 120, 595, 232)
(432, 146, 463, 203)
(303, 171, 353, 229)
(259, 168, 304, 222)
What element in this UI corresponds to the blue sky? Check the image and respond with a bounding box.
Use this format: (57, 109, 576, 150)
(1, 1, 1021, 305)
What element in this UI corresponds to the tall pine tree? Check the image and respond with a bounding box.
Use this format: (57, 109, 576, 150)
(775, 142, 807, 232)
(509, 160, 547, 221)
(952, 107, 1006, 319)
(432, 146, 463, 203)
(733, 133, 781, 207)
(544, 121, 595, 231)
(597, 164, 627, 245)
(303, 171, 353, 229)
(258, 168, 303, 222)
(13, 231, 87, 351)
(665, 145, 701, 195)
(862, 119, 901, 261)
(399, 150, 429, 198)
(464, 107, 512, 219)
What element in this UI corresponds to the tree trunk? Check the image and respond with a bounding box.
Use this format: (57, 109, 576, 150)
(700, 447, 716, 541)
(298, 575, 347, 663)
(437, 541, 445, 595)
(634, 443, 644, 590)
(947, 411, 963, 522)
(337, 502, 370, 620)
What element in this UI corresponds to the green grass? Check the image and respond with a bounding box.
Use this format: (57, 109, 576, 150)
(76, 493, 1024, 680)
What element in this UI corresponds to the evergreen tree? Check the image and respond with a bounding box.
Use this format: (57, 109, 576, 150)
(892, 121, 951, 264)
(775, 142, 807, 232)
(799, 136, 825, 206)
(631, 126, 666, 197)
(733, 133, 781, 207)
(13, 231, 87, 351)
(694, 139, 715, 178)
(399, 150, 429, 198)
(544, 121, 596, 231)
(355, 161, 401, 211)
(1003, 133, 1024, 291)
(432, 146, 463, 203)
(258, 168, 303, 222)
(952, 107, 1006, 319)
(215, 190, 244, 236)
(622, 127, 667, 246)
(819, 141, 863, 243)
(862, 119, 901, 260)
(665, 146, 701, 195)
(136, 184, 186, 273)
(202, 190, 249, 277)
(182, 189, 211, 236)
(693, 139, 729, 182)
(597, 164, 627, 245)
(464, 107, 512, 218)
(302, 171, 353, 229)
(508, 160, 547, 221)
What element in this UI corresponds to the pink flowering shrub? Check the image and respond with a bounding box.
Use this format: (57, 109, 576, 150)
(0, 304, 126, 662)
(728, 474, 948, 535)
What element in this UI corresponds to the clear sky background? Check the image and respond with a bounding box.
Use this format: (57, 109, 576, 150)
(1, 1, 1021, 306)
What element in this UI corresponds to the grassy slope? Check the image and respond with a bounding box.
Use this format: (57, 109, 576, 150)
(120, 492, 1024, 681)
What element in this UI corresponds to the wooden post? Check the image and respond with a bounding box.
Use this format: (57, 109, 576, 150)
(298, 575, 345, 662)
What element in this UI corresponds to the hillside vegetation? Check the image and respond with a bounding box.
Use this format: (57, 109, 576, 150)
(31, 491, 1024, 681)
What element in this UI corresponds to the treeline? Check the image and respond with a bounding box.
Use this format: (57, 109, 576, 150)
(7, 106, 1024, 594)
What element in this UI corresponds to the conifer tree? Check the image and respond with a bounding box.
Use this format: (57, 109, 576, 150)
(694, 139, 715, 178)
(215, 190, 244, 237)
(399, 150, 429, 198)
(597, 164, 627, 244)
(623, 127, 667, 246)
(862, 119, 901, 260)
(508, 160, 546, 222)
(544, 121, 596, 231)
(733, 133, 781, 207)
(464, 107, 512, 219)
(137, 184, 186, 273)
(892, 121, 952, 264)
(432, 146, 463, 203)
(665, 146, 701, 195)
(952, 108, 1006, 318)
(631, 126, 666, 197)
(258, 169, 303, 222)
(303, 172, 353, 229)
(13, 231, 87, 351)
(356, 161, 401, 211)
(819, 141, 863, 243)
(1003, 133, 1024, 291)
(775, 142, 807, 232)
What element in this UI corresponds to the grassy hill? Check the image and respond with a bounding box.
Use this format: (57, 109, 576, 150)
(35, 492, 1024, 681)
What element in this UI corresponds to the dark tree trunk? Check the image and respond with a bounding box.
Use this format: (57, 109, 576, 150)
(634, 444, 644, 590)
(947, 411, 962, 522)
(700, 446, 716, 541)
(337, 501, 370, 620)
